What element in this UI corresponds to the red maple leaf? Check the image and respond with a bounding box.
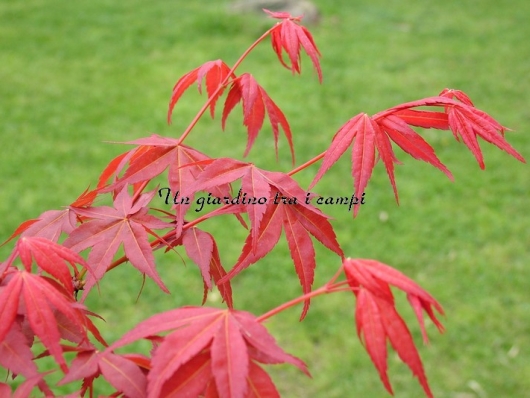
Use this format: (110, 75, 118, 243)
(168, 59, 235, 124)
(264, 9, 322, 82)
(104, 307, 309, 397)
(0, 373, 50, 398)
(393, 108, 449, 130)
(439, 88, 525, 168)
(59, 348, 148, 398)
(1, 236, 93, 297)
(308, 111, 452, 215)
(99, 135, 215, 191)
(1, 188, 98, 246)
(98, 135, 233, 237)
(0, 268, 94, 374)
(222, 73, 294, 162)
(64, 187, 173, 295)
(374, 93, 525, 168)
(224, 191, 343, 319)
(309, 92, 525, 215)
(183, 158, 343, 318)
(162, 226, 234, 308)
(0, 322, 39, 379)
(343, 258, 445, 398)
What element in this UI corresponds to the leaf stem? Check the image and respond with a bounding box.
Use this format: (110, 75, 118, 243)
(257, 265, 350, 323)
(288, 150, 326, 176)
(257, 285, 329, 323)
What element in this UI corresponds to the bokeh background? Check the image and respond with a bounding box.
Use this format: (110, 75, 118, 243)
(1, 1, 529, 396)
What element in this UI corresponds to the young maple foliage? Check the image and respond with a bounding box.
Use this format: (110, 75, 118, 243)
(1, 187, 98, 246)
(181, 157, 343, 318)
(62, 187, 173, 296)
(222, 73, 294, 162)
(168, 67, 295, 162)
(309, 94, 525, 215)
(99, 307, 309, 398)
(167, 59, 235, 124)
(264, 9, 322, 82)
(0, 244, 98, 376)
(57, 348, 149, 398)
(166, 8, 323, 164)
(343, 258, 445, 398)
(97, 135, 234, 238)
(0, 7, 526, 398)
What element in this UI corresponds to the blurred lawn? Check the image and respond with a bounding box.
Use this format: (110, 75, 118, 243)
(1, 0, 529, 397)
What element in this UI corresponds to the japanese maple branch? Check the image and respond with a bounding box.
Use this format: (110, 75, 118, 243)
(98, 149, 328, 277)
(175, 25, 280, 146)
(82, 27, 287, 278)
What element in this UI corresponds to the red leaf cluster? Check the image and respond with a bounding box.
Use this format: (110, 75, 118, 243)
(0, 8, 525, 397)
(183, 158, 343, 319)
(0, 237, 103, 380)
(59, 349, 149, 398)
(265, 9, 322, 82)
(63, 187, 173, 296)
(94, 307, 310, 397)
(167, 63, 295, 162)
(168, 59, 234, 124)
(223, 73, 294, 162)
(344, 258, 444, 398)
(310, 92, 525, 215)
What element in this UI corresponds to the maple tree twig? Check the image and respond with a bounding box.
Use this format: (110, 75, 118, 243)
(288, 150, 326, 176)
(256, 271, 352, 323)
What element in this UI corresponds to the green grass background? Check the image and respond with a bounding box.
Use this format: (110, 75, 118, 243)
(1, 1, 529, 397)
